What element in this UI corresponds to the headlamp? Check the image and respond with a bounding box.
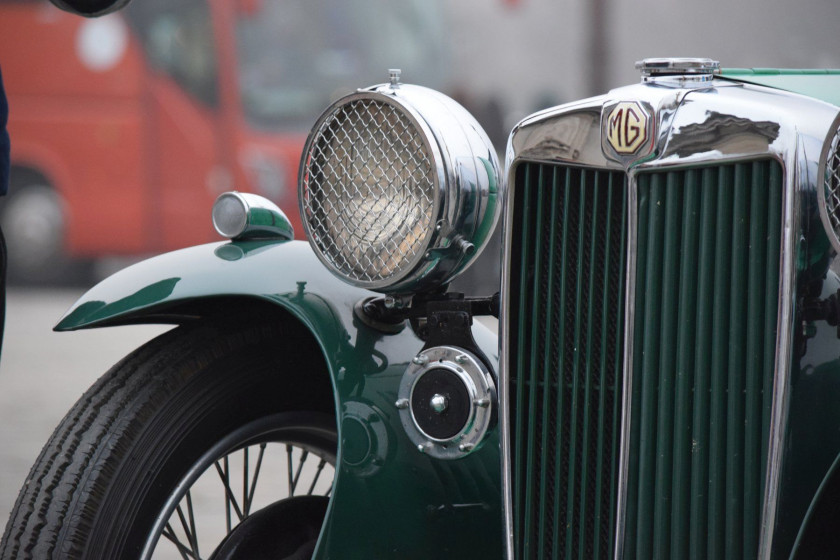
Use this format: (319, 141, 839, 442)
(298, 73, 501, 293)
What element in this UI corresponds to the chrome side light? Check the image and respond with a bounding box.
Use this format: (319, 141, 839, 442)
(298, 72, 502, 294)
(212, 191, 294, 241)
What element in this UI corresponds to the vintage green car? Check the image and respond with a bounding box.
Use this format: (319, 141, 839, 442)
(4, 58, 840, 559)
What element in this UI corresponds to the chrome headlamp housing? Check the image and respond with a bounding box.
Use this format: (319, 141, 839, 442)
(298, 79, 502, 293)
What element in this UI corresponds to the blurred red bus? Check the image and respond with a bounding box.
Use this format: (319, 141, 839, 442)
(0, 0, 446, 282)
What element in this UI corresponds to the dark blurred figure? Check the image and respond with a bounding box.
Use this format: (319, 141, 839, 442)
(50, 0, 131, 16)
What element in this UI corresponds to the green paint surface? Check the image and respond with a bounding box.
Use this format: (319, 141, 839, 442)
(720, 69, 840, 107)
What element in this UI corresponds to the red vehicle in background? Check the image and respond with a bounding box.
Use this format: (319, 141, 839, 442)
(0, 0, 446, 283)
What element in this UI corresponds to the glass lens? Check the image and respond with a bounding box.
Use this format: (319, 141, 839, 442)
(302, 98, 436, 285)
(212, 194, 247, 238)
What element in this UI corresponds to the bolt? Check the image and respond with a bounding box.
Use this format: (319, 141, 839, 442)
(395, 398, 409, 410)
(389, 68, 401, 88)
(384, 295, 396, 309)
(458, 443, 475, 453)
(474, 398, 490, 408)
(455, 354, 469, 365)
(430, 394, 449, 414)
(417, 442, 432, 454)
(412, 354, 429, 366)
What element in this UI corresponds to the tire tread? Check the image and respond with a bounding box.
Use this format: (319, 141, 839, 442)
(1, 317, 324, 559)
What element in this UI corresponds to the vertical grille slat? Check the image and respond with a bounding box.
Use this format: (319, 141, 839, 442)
(551, 168, 574, 558)
(652, 171, 681, 557)
(689, 174, 718, 559)
(565, 169, 587, 559)
(536, 166, 555, 557)
(507, 159, 781, 559)
(670, 168, 701, 559)
(725, 166, 750, 556)
(707, 165, 734, 560)
(743, 161, 769, 560)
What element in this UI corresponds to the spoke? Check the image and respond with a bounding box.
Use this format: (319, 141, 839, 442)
(286, 445, 294, 495)
(245, 443, 267, 516)
(174, 504, 196, 557)
(186, 491, 201, 559)
(242, 447, 249, 518)
(162, 522, 197, 560)
(308, 457, 328, 495)
(291, 450, 310, 495)
(215, 458, 244, 532)
(220, 458, 231, 534)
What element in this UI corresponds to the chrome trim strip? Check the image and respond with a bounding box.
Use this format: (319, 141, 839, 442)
(757, 146, 799, 560)
(498, 155, 517, 560)
(613, 169, 639, 560)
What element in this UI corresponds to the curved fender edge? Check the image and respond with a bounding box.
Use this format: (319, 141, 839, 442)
(55, 239, 370, 336)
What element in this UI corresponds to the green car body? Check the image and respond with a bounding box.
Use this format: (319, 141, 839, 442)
(55, 61, 840, 559)
(56, 239, 504, 559)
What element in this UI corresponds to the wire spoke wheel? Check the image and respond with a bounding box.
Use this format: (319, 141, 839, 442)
(144, 417, 336, 560)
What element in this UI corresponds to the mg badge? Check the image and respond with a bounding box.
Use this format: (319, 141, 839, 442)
(606, 101, 650, 155)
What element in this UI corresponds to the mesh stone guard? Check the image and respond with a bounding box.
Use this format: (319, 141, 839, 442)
(300, 96, 437, 288)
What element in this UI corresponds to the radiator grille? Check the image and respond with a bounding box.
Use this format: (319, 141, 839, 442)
(506, 160, 782, 559)
(624, 161, 782, 559)
(509, 163, 628, 559)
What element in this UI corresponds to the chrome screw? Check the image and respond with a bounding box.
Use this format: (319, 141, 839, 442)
(395, 398, 409, 410)
(458, 443, 475, 453)
(430, 394, 449, 414)
(474, 398, 490, 408)
(455, 354, 469, 365)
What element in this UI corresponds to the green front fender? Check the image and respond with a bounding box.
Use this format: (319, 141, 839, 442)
(57, 239, 504, 559)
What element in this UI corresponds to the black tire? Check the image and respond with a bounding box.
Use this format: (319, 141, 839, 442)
(0, 317, 336, 560)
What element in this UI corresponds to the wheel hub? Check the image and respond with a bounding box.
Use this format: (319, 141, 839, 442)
(208, 495, 329, 560)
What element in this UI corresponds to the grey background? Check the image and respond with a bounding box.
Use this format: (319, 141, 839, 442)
(445, 0, 840, 129)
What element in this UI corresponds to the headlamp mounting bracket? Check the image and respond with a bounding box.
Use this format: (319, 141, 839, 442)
(356, 291, 499, 369)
